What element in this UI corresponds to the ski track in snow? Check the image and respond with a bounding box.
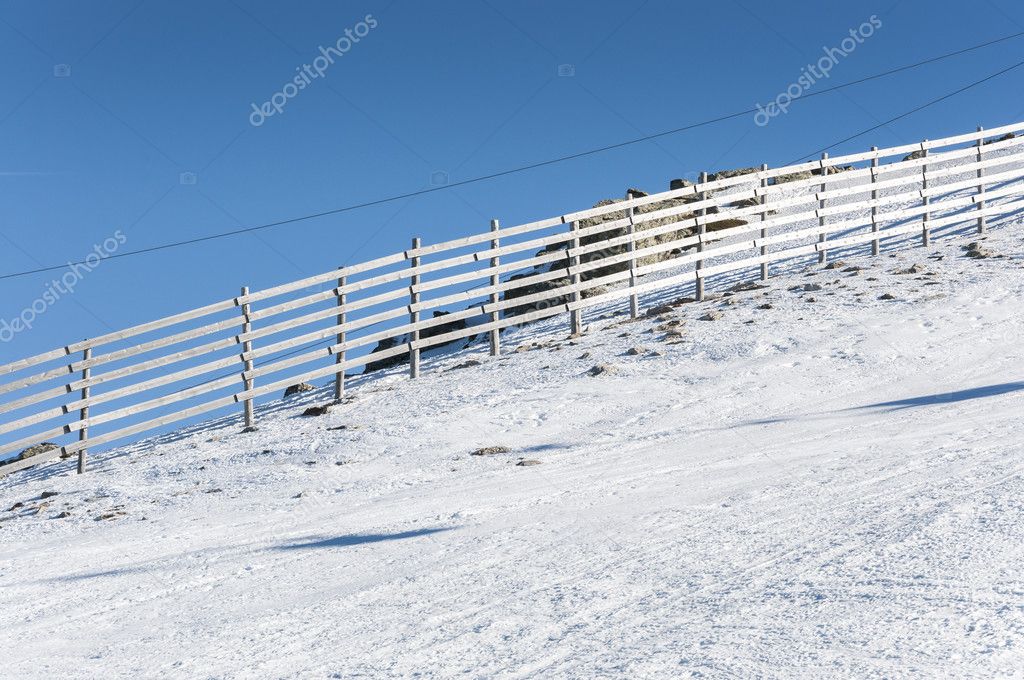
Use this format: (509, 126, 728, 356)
(2, 217, 1024, 677)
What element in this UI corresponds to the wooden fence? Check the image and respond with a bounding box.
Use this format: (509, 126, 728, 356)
(3, 121, 1024, 477)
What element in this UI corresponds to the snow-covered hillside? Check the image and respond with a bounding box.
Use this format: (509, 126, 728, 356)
(2, 221, 1024, 678)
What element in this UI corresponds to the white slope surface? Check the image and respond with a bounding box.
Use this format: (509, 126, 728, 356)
(2, 223, 1024, 679)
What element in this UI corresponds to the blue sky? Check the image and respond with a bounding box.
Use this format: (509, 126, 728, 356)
(1, 0, 1023, 360)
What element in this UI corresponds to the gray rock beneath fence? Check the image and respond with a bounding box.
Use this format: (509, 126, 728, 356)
(903, 150, 927, 161)
(363, 311, 471, 373)
(772, 170, 815, 185)
(730, 197, 761, 209)
(283, 383, 316, 398)
(301, 404, 331, 417)
(983, 132, 1016, 145)
(669, 178, 694, 191)
(708, 167, 758, 181)
(15, 442, 59, 462)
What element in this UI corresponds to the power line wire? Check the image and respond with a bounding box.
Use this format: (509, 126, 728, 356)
(790, 58, 1024, 163)
(3, 31, 1024, 282)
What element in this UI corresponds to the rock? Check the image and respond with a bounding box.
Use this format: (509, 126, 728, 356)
(963, 242, 994, 259)
(806, 297, 817, 303)
(578, 351, 592, 360)
(801, 283, 823, 292)
(504, 188, 723, 318)
(39, 491, 59, 499)
(823, 260, 846, 270)
(645, 304, 675, 317)
(729, 281, 768, 293)
(661, 329, 685, 339)
(983, 132, 1015, 145)
(16, 442, 59, 461)
(471, 446, 512, 456)
(587, 363, 617, 377)
(841, 266, 863, 273)
(772, 170, 815, 185)
(624, 347, 646, 356)
(54, 511, 71, 519)
(708, 167, 758, 181)
(816, 165, 855, 175)
(669, 178, 693, 191)
(699, 311, 722, 321)
(903, 150, 927, 161)
(283, 383, 315, 398)
(7, 502, 24, 512)
(757, 303, 773, 310)
(879, 293, 897, 300)
(241, 426, 259, 434)
(625, 188, 648, 198)
(450, 359, 482, 370)
(364, 311, 470, 373)
(516, 459, 542, 467)
(729, 197, 761, 209)
(301, 404, 331, 417)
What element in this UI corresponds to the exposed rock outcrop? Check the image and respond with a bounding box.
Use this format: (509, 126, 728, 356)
(364, 311, 472, 373)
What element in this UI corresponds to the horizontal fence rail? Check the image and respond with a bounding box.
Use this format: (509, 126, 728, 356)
(3, 121, 1024, 477)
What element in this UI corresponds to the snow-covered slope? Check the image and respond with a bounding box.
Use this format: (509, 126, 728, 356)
(2, 221, 1024, 678)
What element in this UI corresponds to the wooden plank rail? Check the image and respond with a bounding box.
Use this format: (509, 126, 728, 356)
(3, 121, 1024, 477)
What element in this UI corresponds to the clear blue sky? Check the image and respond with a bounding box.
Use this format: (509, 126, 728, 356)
(2, 0, 1023, 360)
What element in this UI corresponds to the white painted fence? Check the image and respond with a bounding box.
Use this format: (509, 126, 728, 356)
(2, 121, 1024, 477)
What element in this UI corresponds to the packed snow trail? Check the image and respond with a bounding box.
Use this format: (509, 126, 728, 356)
(2, 224, 1024, 678)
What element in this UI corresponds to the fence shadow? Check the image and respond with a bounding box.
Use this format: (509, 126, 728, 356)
(274, 527, 454, 550)
(852, 381, 1024, 411)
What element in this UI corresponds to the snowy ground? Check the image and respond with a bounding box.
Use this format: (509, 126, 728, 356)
(2, 220, 1024, 678)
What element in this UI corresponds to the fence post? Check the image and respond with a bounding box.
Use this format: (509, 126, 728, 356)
(625, 190, 639, 318)
(976, 126, 987, 233)
(76, 345, 91, 474)
(569, 220, 582, 335)
(409, 237, 421, 379)
(759, 163, 769, 281)
(489, 220, 501, 356)
(239, 287, 255, 429)
(921, 141, 930, 247)
(818, 152, 828, 264)
(870, 147, 880, 256)
(695, 171, 708, 301)
(334, 272, 347, 401)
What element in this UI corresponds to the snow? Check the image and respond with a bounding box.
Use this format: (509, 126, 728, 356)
(2, 214, 1024, 676)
